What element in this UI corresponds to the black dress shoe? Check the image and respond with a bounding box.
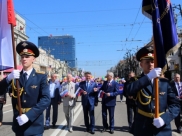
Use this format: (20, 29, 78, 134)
(110, 130, 114, 134)
(90, 130, 95, 134)
(52, 124, 56, 128)
(85, 128, 90, 132)
(177, 128, 182, 133)
(101, 128, 107, 133)
(44, 126, 50, 130)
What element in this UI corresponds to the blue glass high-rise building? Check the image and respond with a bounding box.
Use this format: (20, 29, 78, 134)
(38, 35, 76, 68)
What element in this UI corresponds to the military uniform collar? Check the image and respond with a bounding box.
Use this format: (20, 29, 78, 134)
(23, 68, 33, 76)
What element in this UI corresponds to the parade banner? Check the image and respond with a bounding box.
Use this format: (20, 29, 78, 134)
(142, 0, 179, 70)
(60, 90, 69, 97)
(74, 87, 84, 97)
(142, 0, 178, 118)
(0, 0, 16, 70)
(98, 90, 105, 98)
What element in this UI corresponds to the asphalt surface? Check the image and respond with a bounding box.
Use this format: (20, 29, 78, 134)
(0, 95, 181, 136)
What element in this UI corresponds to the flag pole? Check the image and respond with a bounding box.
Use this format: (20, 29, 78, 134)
(11, 25, 22, 115)
(153, 40, 159, 118)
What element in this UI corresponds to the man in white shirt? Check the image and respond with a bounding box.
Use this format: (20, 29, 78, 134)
(45, 73, 61, 129)
(61, 74, 76, 132)
(170, 73, 182, 133)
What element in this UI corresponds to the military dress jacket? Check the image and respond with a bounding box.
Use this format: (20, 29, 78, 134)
(123, 77, 137, 106)
(100, 80, 119, 106)
(79, 81, 98, 106)
(126, 74, 180, 136)
(11, 69, 51, 136)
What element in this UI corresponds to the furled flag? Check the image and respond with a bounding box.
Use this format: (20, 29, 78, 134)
(142, 0, 179, 70)
(74, 87, 84, 97)
(98, 90, 105, 98)
(118, 84, 124, 95)
(60, 90, 69, 97)
(0, 0, 16, 70)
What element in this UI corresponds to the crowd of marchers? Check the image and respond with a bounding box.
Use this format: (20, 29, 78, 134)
(0, 42, 182, 136)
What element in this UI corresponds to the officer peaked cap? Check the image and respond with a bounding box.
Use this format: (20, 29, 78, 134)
(16, 41, 39, 58)
(136, 45, 154, 61)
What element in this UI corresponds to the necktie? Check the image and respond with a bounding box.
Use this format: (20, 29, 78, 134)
(177, 82, 182, 97)
(23, 72, 28, 83)
(86, 81, 89, 89)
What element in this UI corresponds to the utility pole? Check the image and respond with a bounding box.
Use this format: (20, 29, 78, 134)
(44, 47, 54, 76)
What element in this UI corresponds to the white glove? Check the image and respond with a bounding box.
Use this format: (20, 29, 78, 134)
(153, 117, 165, 128)
(16, 114, 29, 126)
(147, 68, 161, 80)
(7, 70, 20, 81)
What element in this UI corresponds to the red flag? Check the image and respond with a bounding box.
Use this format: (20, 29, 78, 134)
(7, 0, 16, 26)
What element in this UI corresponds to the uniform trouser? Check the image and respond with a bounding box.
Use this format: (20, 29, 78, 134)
(82, 104, 95, 131)
(126, 104, 137, 128)
(120, 94, 123, 101)
(45, 98, 58, 126)
(102, 104, 115, 130)
(0, 103, 4, 122)
(63, 106, 74, 128)
(175, 112, 181, 130)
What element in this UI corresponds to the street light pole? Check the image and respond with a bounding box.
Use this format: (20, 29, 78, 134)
(44, 47, 55, 76)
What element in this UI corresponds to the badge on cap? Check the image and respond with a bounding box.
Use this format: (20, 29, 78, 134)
(148, 53, 152, 56)
(22, 42, 28, 47)
(23, 49, 28, 52)
(147, 46, 153, 51)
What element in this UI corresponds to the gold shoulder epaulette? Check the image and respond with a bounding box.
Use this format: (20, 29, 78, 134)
(136, 76, 141, 79)
(36, 71, 45, 74)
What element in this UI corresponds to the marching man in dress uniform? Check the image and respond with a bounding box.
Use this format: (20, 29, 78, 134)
(7, 41, 50, 136)
(126, 45, 180, 136)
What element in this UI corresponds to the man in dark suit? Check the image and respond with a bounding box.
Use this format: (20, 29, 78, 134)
(126, 45, 180, 136)
(45, 73, 61, 129)
(79, 71, 98, 134)
(8, 41, 50, 136)
(123, 71, 137, 133)
(100, 72, 119, 134)
(170, 73, 182, 133)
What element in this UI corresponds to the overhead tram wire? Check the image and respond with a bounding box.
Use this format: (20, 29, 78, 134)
(28, 22, 151, 30)
(127, 4, 142, 40)
(14, 11, 44, 36)
(24, 24, 43, 36)
(128, 17, 146, 47)
(21, 8, 140, 15)
(15, 10, 49, 35)
(118, 4, 142, 60)
(132, 17, 146, 40)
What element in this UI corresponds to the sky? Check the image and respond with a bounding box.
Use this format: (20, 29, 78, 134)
(13, 0, 182, 77)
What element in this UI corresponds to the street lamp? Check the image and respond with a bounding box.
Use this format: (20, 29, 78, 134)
(42, 47, 55, 76)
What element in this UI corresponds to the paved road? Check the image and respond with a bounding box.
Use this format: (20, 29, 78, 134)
(0, 95, 181, 136)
